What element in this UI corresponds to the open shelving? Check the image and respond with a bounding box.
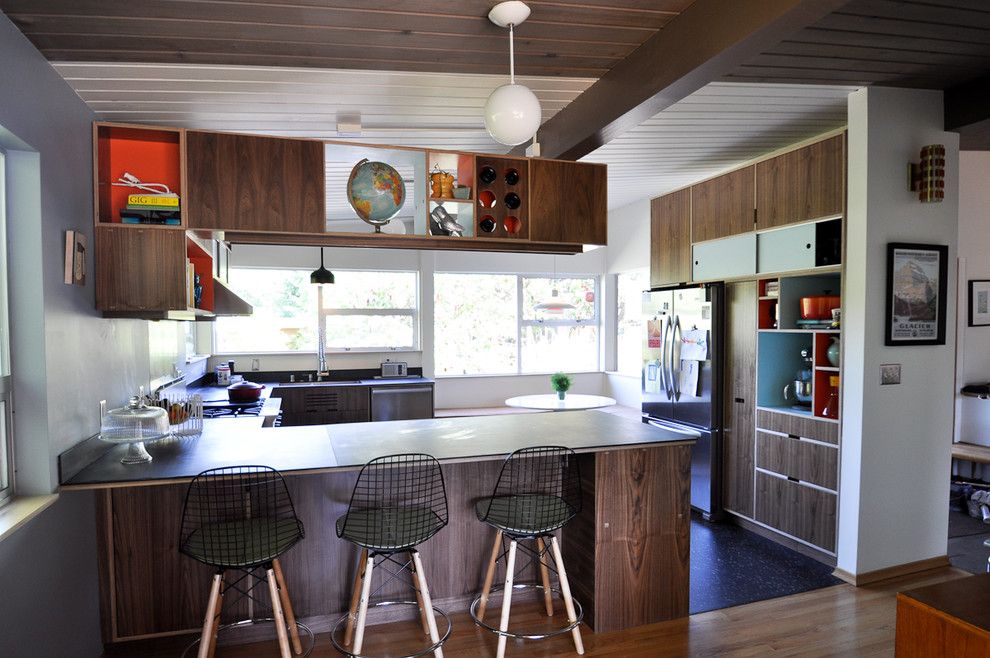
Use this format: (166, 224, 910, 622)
(94, 124, 183, 228)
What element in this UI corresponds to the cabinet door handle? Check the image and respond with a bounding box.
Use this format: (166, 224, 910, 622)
(734, 397, 745, 404)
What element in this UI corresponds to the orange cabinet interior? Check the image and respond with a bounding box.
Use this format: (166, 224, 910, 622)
(186, 238, 214, 313)
(96, 125, 181, 225)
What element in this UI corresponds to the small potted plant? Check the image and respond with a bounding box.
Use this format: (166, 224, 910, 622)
(550, 372, 572, 400)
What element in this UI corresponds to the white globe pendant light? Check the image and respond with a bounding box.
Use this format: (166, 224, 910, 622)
(485, 2, 542, 146)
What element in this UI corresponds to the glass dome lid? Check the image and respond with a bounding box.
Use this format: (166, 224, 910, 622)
(100, 396, 170, 464)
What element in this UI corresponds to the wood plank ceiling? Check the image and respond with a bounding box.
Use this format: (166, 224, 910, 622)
(1, 0, 694, 77)
(581, 83, 855, 210)
(725, 0, 990, 89)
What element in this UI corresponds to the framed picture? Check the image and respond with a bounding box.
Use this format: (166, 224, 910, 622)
(969, 280, 990, 327)
(885, 242, 948, 346)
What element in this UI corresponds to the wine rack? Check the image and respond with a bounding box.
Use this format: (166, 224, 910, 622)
(475, 155, 528, 240)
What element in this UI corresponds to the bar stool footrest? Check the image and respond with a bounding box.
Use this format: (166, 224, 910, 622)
(181, 618, 315, 657)
(470, 583, 583, 641)
(330, 600, 451, 658)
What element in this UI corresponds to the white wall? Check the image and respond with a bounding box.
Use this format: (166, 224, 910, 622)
(0, 11, 162, 656)
(954, 152, 990, 449)
(603, 198, 651, 405)
(839, 87, 959, 575)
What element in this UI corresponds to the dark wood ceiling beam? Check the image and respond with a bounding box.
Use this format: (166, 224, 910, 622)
(514, 0, 856, 160)
(945, 73, 990, 131)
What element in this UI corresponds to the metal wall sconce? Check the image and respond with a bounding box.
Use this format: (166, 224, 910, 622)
(908, 144, 945, 203)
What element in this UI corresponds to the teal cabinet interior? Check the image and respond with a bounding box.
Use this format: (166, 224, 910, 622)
(692, 233, 757, 281)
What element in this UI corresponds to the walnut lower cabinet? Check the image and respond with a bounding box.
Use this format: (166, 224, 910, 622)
(95, 226, 188, 312)
(89, 441, 693, 645)
(724, 281, 757, 518)
(271, 385, 370, 426)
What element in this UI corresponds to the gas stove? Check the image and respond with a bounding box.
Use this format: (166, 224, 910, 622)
(202, 403, 264, 419)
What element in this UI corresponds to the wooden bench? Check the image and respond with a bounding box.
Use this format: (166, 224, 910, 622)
(952, 442, 990, 465)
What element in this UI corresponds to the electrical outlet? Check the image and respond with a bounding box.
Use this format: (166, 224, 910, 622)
(251, 358, 260, 371)
(880, 364, 901, 385)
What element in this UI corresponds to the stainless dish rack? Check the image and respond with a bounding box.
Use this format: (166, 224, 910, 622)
(153, 393, 203, 437)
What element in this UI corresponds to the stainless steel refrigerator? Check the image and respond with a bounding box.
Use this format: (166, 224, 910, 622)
(642, 283, 724, 519)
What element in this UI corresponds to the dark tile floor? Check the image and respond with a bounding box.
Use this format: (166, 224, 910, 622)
(690, 513, 841, 615)
(948, 509, 990, 574)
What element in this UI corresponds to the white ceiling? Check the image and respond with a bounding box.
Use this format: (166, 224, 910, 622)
(581, 82, 857, 210)
(53, 62, 593, 153)
(55, 63, 856, 211)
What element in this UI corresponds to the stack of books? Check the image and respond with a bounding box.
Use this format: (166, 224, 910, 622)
(120, 193, 181, 225)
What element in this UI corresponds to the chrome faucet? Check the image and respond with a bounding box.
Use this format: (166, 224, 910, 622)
(316, 325, 330, 380)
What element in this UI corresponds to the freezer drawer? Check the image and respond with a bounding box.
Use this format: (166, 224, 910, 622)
(370, 385, 434, 421)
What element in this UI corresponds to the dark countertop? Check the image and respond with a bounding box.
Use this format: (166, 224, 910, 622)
(189, 377, 434, 403)
(60, 410, 696, 489)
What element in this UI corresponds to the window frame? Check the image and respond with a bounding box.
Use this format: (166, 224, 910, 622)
(212, 267, 421, 355)
(318, 269, 420, 353)
(433, 271, 602, 377)
(0, 149, 14, 507)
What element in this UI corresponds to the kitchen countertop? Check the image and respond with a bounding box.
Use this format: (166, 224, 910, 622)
(60, 410, 695, 489)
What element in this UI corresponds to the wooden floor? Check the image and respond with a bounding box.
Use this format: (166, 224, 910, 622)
(104, 567, 972, 657)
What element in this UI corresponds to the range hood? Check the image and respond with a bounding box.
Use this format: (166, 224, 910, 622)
(211, 278, 253, 317)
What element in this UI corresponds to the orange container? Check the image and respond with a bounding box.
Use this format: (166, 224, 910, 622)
(800, 295, 840, 320)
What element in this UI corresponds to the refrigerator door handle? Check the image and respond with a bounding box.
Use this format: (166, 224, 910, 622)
(646, 419, 701, 438)
(660, 315, 674, 400)
(669, 315, 682, 401)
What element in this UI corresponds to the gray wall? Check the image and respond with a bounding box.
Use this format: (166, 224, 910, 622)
(0, 12, 163, 656)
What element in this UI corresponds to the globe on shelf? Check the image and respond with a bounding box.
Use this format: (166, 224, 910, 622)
(346, 159, 406, 232)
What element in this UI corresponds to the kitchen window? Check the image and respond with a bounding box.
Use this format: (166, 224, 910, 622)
(214, 268, 418, 353)
(0, 150, 13, 507)
(616, 270, 647, 376)
(434, 273, 599, 376)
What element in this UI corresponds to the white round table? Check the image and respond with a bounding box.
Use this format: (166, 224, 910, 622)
(505, 394, 617, 412)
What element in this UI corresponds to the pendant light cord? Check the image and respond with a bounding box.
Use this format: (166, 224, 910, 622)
(509, 23, 515, 84)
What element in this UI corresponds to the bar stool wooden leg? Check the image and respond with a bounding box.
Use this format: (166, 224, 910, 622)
(411, 551, 445, 658)
(409, 551, 432, 636)
(352, 551, 376, 656)
(272, 559, 303, 655)
(343, 548, 368, 647)
(197, 573, 223, 658)
(266, 567, 292, 658)
(206, 572, 225, 658)
(495, 539, 518, 658)
(477, 529, 503, 620)
(536, 537, 554, 617)
(549, 536, 584, 655)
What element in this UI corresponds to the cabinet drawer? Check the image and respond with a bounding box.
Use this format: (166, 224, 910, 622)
(756, 409, 838, 444)
(692, 233, 756, 281)
(755, 471, 836, 551)
(757, 222, 816, 274)
(756, 431, 837, 490)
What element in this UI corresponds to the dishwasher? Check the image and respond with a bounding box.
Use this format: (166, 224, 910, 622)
(370, 385, 434, 421)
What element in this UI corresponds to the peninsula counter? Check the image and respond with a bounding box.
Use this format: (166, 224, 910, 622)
(63, 411, 696, 645)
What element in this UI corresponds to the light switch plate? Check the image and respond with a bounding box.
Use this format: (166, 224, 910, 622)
(880, 363, 901, 385)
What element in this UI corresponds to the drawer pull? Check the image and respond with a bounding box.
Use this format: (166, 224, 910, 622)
(734, 397, 745, 404)
(787, 476, 799, 482)
(788, 434, 800, 440)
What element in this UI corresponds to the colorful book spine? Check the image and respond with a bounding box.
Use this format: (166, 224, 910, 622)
(128, 193, 179, 208)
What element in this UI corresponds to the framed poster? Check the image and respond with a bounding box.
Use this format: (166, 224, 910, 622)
(885, 242, 948, 346)
(969, 280, 990, 327)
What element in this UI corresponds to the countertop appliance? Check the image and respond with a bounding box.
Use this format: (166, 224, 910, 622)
(380, 361, 408, 378)
(642, 283, 724, 519)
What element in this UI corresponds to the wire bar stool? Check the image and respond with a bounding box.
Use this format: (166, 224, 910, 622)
(332, 453, 450, 658)
(471, 446, 585, 657)
(178, 465, 311, 658)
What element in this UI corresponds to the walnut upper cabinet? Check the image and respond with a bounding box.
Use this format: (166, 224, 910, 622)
(650, 188, 692, 288)
(691, 166, 755, 242)
(96, 226, 187, 312)
(529, 159, 607, 245)
(185, 131, 325, 233)
(755, 135, 844, 230)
